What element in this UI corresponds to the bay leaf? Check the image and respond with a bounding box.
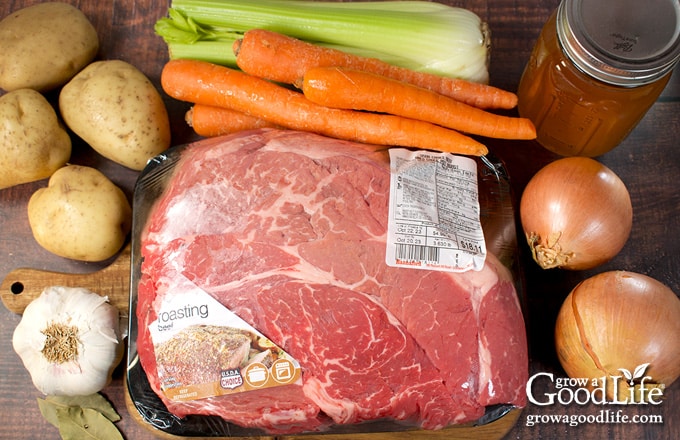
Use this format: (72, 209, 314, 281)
(37, 397, 60, 428)
(55, 406, 123, 440)
(46, 393, 121, 422)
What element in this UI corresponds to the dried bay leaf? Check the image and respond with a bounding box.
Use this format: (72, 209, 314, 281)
(37, 393, 122, 440)
(55, 406, 123, 440)
(46, 393, 121, 422)
(37, 397, 61, 428)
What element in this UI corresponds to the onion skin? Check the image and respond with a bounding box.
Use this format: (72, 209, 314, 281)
(520, 157, 632, 270)
(555, 271, 680, 401)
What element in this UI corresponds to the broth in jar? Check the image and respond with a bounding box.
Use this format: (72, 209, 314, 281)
(517, 0, 680, 157)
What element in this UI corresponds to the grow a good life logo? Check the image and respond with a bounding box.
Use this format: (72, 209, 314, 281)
(525, 363, 666, 427)
(526, 363, 666, 406)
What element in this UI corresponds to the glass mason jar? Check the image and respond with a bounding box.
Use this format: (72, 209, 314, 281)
(517, 0, 680, 157)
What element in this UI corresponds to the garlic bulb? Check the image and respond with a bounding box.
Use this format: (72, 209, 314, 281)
(12, 286, 124, 396)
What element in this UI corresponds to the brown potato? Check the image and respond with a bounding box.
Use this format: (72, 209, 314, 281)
(0, 89, 71, 189)
(59, 60, 171, 170)
(0, 3, 99, 92)
(27, 165, 132, 262)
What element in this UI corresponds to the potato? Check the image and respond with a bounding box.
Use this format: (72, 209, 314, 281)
(59, 60, 171, 170)
(27, 165, 132, 262)
(0, 89, 71, 189)
(0, 3, 99, 92)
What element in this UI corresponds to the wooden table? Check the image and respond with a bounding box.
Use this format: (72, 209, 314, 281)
(1, 1, 678, 439)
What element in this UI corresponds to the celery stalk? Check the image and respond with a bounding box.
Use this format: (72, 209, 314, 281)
(154, 0, 490, 83)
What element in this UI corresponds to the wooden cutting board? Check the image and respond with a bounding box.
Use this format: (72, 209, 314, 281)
(1, 246, 521, 439)
(0, 244, 131, 315)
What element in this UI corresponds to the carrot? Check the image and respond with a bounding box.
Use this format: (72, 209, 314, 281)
(302, 67, 536, 140)
(186, 104, 278, 137)
(233, 28, 517, 110)
(161, 59, 488, 156)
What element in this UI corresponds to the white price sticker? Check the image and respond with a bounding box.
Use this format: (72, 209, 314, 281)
(386, 148, 486, 272)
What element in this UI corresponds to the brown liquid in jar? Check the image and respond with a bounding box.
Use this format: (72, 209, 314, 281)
(517, 11, 673, 157)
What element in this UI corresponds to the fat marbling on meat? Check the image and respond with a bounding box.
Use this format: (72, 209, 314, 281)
(135, 128, 528, 434)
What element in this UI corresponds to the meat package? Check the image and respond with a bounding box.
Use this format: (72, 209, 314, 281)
(129, 128, 528, 436)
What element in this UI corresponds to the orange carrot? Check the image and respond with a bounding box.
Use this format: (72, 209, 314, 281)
(302, 67, 536, 141)
(233, 28, 517, 110)
(161, 59, 488, 156)
(186, 104, 278, 137)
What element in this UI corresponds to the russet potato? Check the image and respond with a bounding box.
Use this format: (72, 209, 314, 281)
(0, 89, 71, 189)
(59, 60, 171, 170)
(0, 3, 99, 92)
(27, 165, 132, 262)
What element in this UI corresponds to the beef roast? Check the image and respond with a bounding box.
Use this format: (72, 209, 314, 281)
(135, 128, 528, 434)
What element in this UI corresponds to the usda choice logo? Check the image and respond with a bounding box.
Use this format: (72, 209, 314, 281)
(525, 363, 665, 427)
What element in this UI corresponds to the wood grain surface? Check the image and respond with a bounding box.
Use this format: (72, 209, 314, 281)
(0, 245, 131, 315)
(1, 1, 679, 439)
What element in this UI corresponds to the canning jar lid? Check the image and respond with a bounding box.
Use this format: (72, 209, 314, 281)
(557, 0, 680, 86)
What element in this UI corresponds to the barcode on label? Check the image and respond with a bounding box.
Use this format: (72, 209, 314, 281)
(395, 244, 440, 263)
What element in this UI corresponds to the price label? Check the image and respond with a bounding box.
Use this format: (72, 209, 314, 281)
(386, 149, 486, 272)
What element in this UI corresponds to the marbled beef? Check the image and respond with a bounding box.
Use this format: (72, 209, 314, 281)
(136, 129, 528, 434)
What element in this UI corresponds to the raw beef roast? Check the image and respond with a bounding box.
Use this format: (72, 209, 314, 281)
(136, 129, 528, 434)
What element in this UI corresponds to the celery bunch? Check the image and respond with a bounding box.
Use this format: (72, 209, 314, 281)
(154, 0, 490, 83)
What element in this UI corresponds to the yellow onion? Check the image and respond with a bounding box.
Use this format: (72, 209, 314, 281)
(555, 271, 680, 402)
(520, 157, 632, 270)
